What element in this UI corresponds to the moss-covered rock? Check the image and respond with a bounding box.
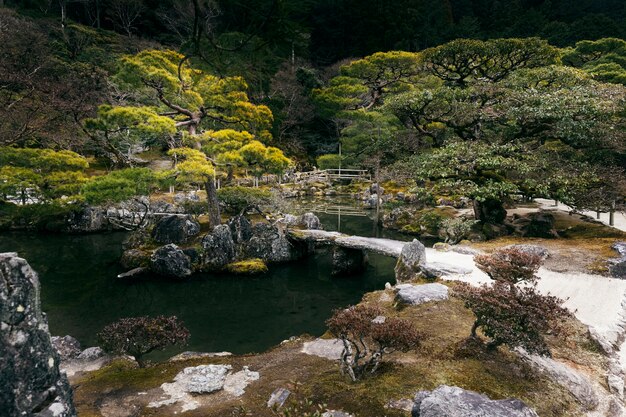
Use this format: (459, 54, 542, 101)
(225, 258, 268, 275)
(383, 207, 456, 236)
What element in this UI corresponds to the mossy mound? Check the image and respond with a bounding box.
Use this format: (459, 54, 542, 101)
(225, 258, 269, 275)
(384, 206, 456, 236)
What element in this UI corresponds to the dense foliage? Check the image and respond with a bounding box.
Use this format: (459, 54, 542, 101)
(0, 2, 625, 228)
(98, 315, 190, 367)
(217, 186, 272, 215)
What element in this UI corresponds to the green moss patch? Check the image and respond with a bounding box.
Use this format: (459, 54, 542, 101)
(225, 258, 269, 275)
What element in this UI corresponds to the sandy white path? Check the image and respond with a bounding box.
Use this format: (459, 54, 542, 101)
(428, 248, 626, 351)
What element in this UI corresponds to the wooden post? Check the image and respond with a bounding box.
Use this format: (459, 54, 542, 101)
(597, 211, 601, 219)
(610, 201, 615, 226)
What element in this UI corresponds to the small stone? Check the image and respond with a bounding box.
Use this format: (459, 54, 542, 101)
(267, 387, 291, 408)
(223, 366, 259, 397)
(372, 315, 386, 324)
(301, 338, 343, 360)
(395, 283, 449, 306)
(386, 398, 414, 412)
(51, 335, 82, 361)
(77, 347, 106, 361)
(607, 373, 624, 397)
(433, 242, 450, 252)
(174, 364, 233, 393)
(322, 411, 354, 417)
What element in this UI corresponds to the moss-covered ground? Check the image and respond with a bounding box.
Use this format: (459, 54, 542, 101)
(72, 284, 602, 417)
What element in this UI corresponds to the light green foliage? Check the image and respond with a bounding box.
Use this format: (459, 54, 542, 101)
(84, 105, 176, 165)
(197, 129, 291, 179)
(0, 147, 88, 203)
(563, 38, 626, 85)
(317, 40, 626, 215)
(82, 168, 158, 205)
(340, 110, 401, 168)
(414, 141, 531, 202)
(217, 186, 272, 214)
(166, 148, 215, 189)
(314, 51, 426, 114)
(85, 49, 285, 175)
(441, 218, 479, 244)
(114, 49, 274, 137)
(316, 154, 342, 170)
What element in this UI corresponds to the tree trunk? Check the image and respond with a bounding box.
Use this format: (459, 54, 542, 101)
(205, 177, 221, 228)
(472, 198, 507, 224)
(470, 320, 479, 338)
(95, 0, 101, 28)
(60, 1, 66, 27)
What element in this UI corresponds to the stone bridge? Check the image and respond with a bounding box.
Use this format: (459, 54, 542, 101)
(287, 228, 473, 278)
(287, 229, 406, 258)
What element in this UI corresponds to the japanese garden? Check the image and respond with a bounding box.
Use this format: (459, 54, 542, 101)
(1, 1, 626, 416)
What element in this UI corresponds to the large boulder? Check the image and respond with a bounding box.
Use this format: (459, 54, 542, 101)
(519, 352, 599, 410)
(64, 206, 108, 233)
(412, 385, 538, 417)
(151, 215, 200, 244)
(228, 215, 253, 244)
(119, 248, 151, 269)
(609, 259, 626, 279)
(331, 247, 367, 276)
(0, 252, 77, 417)
(245, 223, 303, 263)
(507, 211, 558, 238)
(279, 212, 322, 230)
(299, 213, 322, 230)
(473, 199, 507, 224)
(395, 283, 449, 305)
(202, 225, 236, 270)
(150, 244, 193, 278)
(395, 240, 426, 282)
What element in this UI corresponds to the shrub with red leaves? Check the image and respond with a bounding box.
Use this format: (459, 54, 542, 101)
(326, 305, 421, 381)
(98, 315, 190, 367)
(454, 247, 570, 356)
(474, 247, 543, 289)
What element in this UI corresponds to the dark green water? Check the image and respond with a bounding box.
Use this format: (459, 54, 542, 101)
(0, 206, 409, 359)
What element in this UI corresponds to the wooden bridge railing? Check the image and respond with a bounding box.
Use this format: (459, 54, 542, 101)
(294, 169, 370, 183)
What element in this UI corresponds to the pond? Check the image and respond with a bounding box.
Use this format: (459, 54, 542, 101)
(0, 198, 413, 359)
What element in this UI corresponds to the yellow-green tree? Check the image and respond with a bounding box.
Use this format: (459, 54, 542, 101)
(0, 147, 88, 204)
(85, 49, 291, 227)
(166, 148, 220, 225)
